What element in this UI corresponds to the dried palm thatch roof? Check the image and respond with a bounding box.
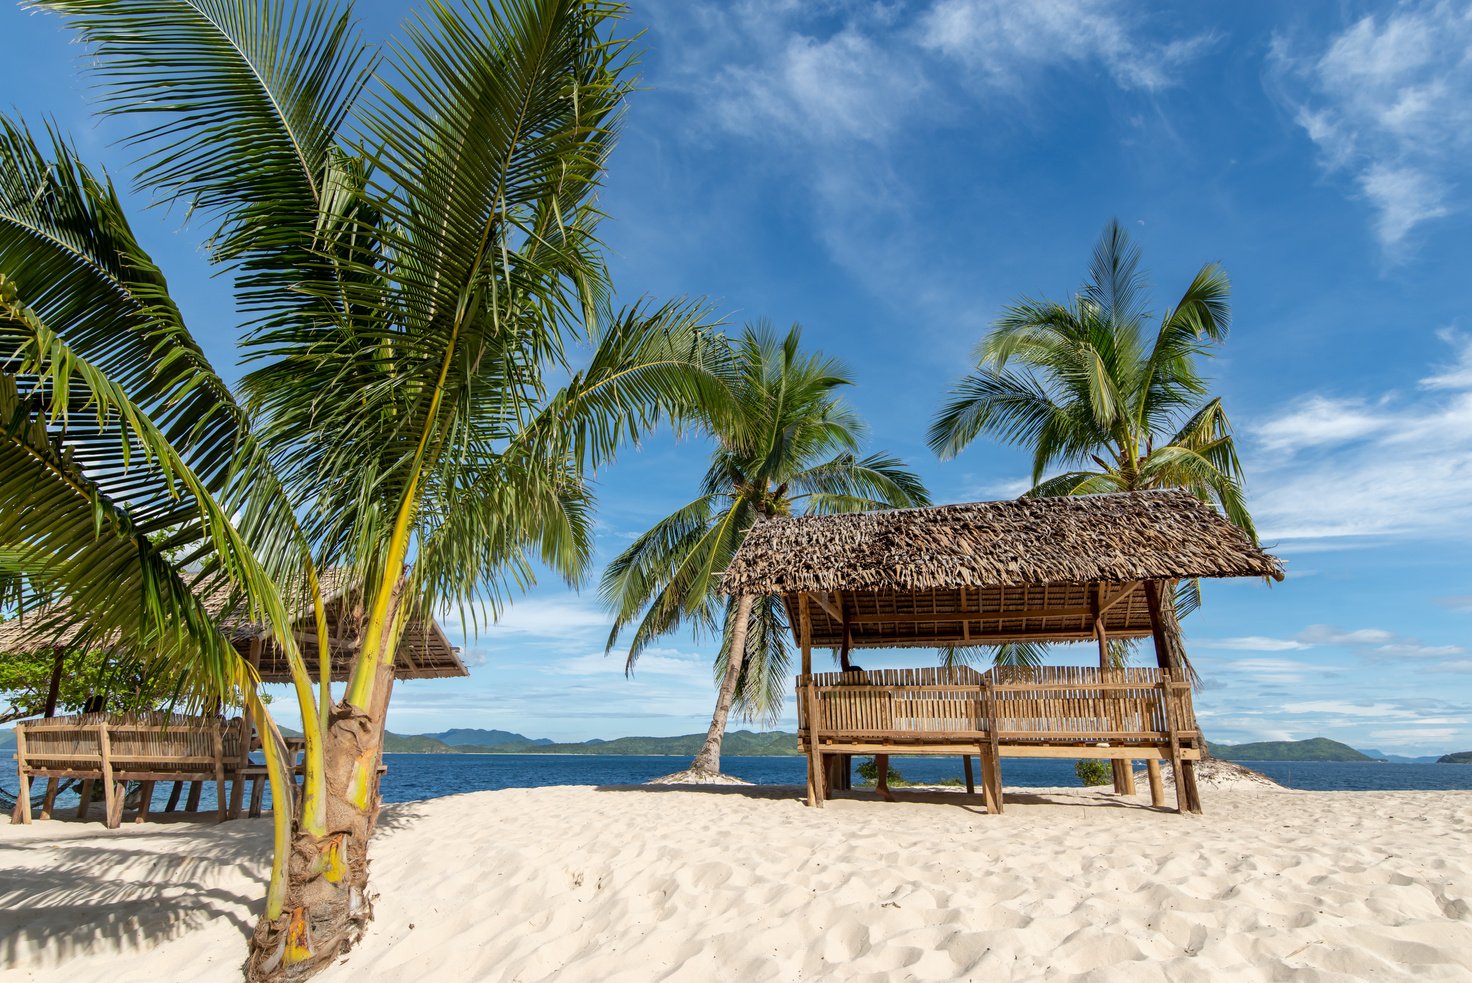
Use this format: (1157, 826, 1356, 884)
(721, 490, 1282, 596)
(0, 568, 466, 682)
(720, 491, 1283, 650)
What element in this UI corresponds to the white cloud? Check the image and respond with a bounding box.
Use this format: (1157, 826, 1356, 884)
(1249, 331, 1472, 543)
(1271, 1, 1472, 252)
(1253, 395, 1390, 452)
(1280, 699, 1408, 718)
(1195, 636, 1312, 652)
(918, 0, 1213, 93)
(1296, 623, 1464, 660)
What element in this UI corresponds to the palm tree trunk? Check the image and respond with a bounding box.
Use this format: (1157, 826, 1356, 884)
(688, 594, 754, 776)
(245, 610, 400, 981)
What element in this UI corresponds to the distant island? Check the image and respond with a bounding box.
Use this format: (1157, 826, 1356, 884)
(1438, 751, 1472, 764)
(1206, 737, 1373, 761)
(379, 728, 804, 756)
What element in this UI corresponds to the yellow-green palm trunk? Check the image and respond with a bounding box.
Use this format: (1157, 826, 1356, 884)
(246, 591, 404, 983)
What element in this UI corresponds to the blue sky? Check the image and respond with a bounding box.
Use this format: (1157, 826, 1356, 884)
(5, 1, 1470, 754)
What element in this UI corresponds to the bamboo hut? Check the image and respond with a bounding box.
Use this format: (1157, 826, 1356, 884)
(3, 570, 465, 827)
(718, 489, 1283, 814)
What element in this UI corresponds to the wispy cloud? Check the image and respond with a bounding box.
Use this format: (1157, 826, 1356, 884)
(1248, 331, 1472, 543)
(643, 0, 1210, 328)
(918, 0, 1214, 94)
(1297, 623, 1464, 660)
(1195, 636, 1312, 652)
(1270, 1, 1472, 254)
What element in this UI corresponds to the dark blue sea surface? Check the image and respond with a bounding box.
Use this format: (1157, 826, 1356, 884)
(376, 753, 1472, 804)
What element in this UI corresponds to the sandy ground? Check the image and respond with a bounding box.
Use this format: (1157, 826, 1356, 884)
(3, 784, 1470, 982)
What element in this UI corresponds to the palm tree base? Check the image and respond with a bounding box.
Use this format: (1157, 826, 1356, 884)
(644, 768, 751, 786)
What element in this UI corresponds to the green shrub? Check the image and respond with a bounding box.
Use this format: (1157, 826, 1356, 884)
(1075, 759, 1112, 787)
(855, 756, 905, 785)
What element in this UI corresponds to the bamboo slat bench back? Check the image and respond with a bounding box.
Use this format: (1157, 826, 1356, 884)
(798, 665, 1195, 752)
(12, 712, 247, 828)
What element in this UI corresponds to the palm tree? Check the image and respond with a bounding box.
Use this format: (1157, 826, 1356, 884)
(601, 325, 928, 780)
(2, 2, 727, 979)
(928, 219, 1257, 674)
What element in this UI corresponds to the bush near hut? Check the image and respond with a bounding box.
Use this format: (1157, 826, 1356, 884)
(1075, 759, 1112, 787)
(856, 756, 902, 786)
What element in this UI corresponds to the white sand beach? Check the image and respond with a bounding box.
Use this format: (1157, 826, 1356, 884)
(3, 784, 1470, 982)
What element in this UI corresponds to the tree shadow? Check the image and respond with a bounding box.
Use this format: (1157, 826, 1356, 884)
(590, 781, 1167, 814)
(0, 822, 271, 970)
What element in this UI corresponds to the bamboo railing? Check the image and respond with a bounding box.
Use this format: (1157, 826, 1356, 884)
(795, 665, 1202, 813)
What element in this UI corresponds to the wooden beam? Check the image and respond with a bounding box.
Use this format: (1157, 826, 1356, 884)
(846, 606, 1093, 626)
(1142, 580, 1174, 671)
(800, 594, 822, 809)
(812, 592, 842, 622)
(1098, 582, 1139, 616)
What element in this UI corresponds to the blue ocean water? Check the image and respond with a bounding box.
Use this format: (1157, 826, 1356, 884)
(377, 753, 1472, 804)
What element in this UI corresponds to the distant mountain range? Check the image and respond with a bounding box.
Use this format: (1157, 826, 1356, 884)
(1356, 748, 1444, 764)
(0, 724, 1466, 764)
(380, 728, 802, 756)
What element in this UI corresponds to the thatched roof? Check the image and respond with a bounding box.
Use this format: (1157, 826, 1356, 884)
(720, 490, 1282, 597)
(0, 568, 466, 682)
(719, 491, 1283, 651)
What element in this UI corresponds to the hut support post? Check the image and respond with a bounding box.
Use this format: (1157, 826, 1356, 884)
(962, 755, 974, 794)
(982, 683, 1004, 814)
(230, 639, 262, 818)
(12, 728, 29, 824)
(1144, 580, 1190, 814)
(1092, 586, 1133, 795)
(42, 649, 64, 718)
(75, 780, 94, 820)
(133, 781, 154, 824)
(212, 720, 227, 824)
(800, 593, 824, 808)
(1146, 759, 1165, 807)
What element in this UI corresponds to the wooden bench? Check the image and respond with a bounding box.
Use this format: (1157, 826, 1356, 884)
(11, 712, 248, 828)
(798, 665, 1203, 813)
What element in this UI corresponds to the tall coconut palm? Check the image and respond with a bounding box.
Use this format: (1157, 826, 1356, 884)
(2, 2, 728, 979)
(601, 325, 928, 779)
(928, 219, 1257, 673)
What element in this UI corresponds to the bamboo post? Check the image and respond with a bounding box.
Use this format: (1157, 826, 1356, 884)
(1092, 585, 1129, 794)
(40, 778, 59, 820)
(133, 781, 155, 824)
(75, 780, 94, 820)
(99, 722, 120, 829)
(1144, 580, 1189, 814)
(212, 719, 227, 824)
(13, 727, 30, 824)
(962, 755, 974, 794)
(977, 745, 997, 813)
(800, 593, 824, 808)
(229, 716, 249, 819)
(1146, 759, 1165, 807)
(982, 680, 1004, 814)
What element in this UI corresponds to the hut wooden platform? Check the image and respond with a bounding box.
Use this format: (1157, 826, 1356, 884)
(718, 490, 1283, 815)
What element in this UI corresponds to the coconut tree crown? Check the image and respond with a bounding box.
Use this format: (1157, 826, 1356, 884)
(601, 324, 928, 749)
(929, 219, 1254, 542)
